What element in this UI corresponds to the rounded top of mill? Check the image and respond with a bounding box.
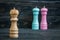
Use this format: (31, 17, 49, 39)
(10, 7, 19, 15)
(41, 6, 48, 12)
(33, 6, 40, 12)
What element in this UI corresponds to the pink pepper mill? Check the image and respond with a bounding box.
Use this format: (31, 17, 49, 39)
(40, 6, 48, 30)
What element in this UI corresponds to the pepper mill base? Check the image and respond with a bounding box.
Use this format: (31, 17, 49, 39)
(9, 29, 18, 38)
(9, 33, 18, 38)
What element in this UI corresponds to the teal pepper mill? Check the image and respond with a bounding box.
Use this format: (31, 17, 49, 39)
(32, 7, 40, 30)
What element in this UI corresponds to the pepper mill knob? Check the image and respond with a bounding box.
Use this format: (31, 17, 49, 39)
(41, 6, 48, 12)
(10, 7, 19, 15)
(9, 7, 19, 38)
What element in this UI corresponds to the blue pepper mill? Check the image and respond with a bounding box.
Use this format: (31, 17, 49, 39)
(32, 7, 40, 30)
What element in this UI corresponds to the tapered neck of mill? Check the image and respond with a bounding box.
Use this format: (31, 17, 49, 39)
(41, 12, 47, 22)
(33, 12, 39, 22)
(11, 21, 17, 25)
(11, 18, 18, 29)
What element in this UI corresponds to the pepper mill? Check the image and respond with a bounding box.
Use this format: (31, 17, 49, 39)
(32, 7, 40, 30)
(9, 8, 19, 38)
(40, 6, 48, 30)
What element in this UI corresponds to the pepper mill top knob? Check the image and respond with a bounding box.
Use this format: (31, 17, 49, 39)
(41, 6, 48, 12)
(10, 7, 19, 15)
(33, 6, 40, 12)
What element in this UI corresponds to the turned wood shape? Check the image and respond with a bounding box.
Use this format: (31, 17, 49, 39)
(40, 6, 48, 30)
(9, 8, 19, 38)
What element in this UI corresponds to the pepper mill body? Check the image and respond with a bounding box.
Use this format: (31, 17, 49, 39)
(32, 7, 40, 30)
(40, 6, 48, 30)
(9, 8, 19, 38)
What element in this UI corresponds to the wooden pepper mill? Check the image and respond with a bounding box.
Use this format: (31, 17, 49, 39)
(32, 6, 40, 30)
(40, 6, 48, 30)
(9, 8, 19, 38)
